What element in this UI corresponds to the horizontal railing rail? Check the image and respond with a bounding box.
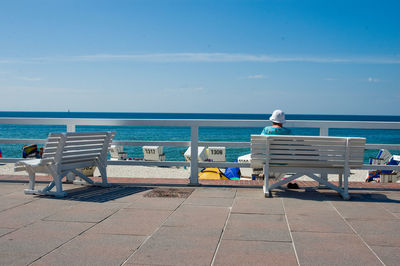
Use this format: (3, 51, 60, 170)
(1, 118, 400, 184)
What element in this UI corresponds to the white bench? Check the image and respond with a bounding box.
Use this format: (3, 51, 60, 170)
(251, 135, 366, 200)
(15, 131, 115, 197)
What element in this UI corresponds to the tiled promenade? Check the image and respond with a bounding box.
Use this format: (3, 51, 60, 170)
(0, 175, 399, 266)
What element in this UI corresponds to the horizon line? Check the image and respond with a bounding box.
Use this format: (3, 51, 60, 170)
(1, 52, 400, 64)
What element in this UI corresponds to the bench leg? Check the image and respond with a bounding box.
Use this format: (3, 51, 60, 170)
(27, 169, 35, 190)
(95, 161, 111, 187)
(24, 168, 38, 195)
(42, 167, 67, 198)
(343, 169, 350, 200)
(97, 164, 108, 185)
(263, 164, 270, 198)
(50, 175, 67, 197)
(318, 173, 329, 189)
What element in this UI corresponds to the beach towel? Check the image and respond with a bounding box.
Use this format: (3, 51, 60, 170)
(22, 144, 39, 158)
(199, 168, 229, 180)
(224, 167, 241, 180)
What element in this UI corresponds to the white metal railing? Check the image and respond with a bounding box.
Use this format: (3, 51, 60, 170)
(1, 117, 400, 184)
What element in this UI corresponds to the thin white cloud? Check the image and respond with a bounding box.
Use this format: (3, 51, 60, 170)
(163, 87, 205, 93)
(247, 74, 268, 79)
(367, 77, 380, 83)
(17, 76, 42, 81)
(0, 53, 399, 64)
(0, 86, 88, 94)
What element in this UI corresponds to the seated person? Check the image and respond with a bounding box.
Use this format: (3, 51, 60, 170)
(261, 109, 298, 189)
(261, 109, 291, 136)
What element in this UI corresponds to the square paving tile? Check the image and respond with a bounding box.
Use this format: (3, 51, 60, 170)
(232, 198, 284, 215)
(379, 202, 400, 214)
(283, 198, 337, 216)
(0, 198, 78, 228)
(331, 202, 395, 220)
(189, 187, 236, 198)
(287, 213, 353, 233)
(235, 188, 265, 199)
(0, 220, 92, 266)
(0, 193, 36, 212)
(88, 208, 172, 235)
(0, 183, 29, 194)
(292, 232, 382, 266)
(271, 189, 338, 201)
(223, 213, 291, 242)
(350, 191, 397, 202)
(32, 233, 145, 266)
(380, 192, 400, 201)
(44, 202, 123, 223)
(370, 245, 400, 266)
(107, 187, 152, 203)
(348, 219, 400, 247)
(0, 227, 15, 237)
(214, 239, 298, 266)
(163, 205, 229, 229)
(183, 196, 234, 207)
(125, 197, 185, 211)
(127, 226, 220, 266)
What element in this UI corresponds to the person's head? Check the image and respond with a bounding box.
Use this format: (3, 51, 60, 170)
(269, 109, 286, 126)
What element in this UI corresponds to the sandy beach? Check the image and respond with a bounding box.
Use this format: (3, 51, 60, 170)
(0, 163, 370, 182)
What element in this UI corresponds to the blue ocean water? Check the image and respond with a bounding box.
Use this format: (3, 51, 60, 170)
(1, 111, 399, 162)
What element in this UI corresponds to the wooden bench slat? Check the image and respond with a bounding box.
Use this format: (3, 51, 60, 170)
(50, 132, 110, 137)
(61, 149, 103, 157)
(45, 144, 105, 151)
(61, 152, 102, 161)
(66, 135, 109, 140)
(270, 154, 345, 161)
(269, 140, 347, 146)
(268, 144, 347, 151)
(269, 160, 363, 167)
(63, 140, 108, 146)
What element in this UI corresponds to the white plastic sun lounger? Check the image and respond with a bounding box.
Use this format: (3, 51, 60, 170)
(15, 131, 115, 197)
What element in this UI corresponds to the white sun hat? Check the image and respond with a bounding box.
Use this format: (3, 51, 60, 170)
(269, 109, 286, 124)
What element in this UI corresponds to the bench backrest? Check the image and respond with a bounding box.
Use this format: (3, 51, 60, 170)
(251, 135, 366, 169)
(42, 131, 115, 171)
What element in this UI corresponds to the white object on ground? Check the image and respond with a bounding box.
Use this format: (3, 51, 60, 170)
(207, 147, 226, 162)
(184, 147, 207, 162)
(143, 146, 165, 161)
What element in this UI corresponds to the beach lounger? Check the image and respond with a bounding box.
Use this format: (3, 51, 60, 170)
(251, 135, 366, 200)
(15, 131, 115, 197)
(367, 149, 400, 183)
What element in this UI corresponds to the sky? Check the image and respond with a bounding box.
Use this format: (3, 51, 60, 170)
(0, 0, 399, 115)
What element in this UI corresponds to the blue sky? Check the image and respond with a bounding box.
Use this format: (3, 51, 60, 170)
(0, 0, 399, 115)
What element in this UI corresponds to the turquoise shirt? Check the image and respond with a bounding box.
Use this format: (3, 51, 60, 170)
(261, 126, 291, 136)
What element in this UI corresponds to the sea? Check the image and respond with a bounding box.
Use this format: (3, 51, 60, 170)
(1, 111, 400, 163)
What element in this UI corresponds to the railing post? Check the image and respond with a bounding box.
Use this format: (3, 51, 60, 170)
(319, 126, 329, 187)
(66, 123, 76, 183)
(189, 125, 199, 185)
(320, 127, 329, 136)
(67, 123, 76, 132)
